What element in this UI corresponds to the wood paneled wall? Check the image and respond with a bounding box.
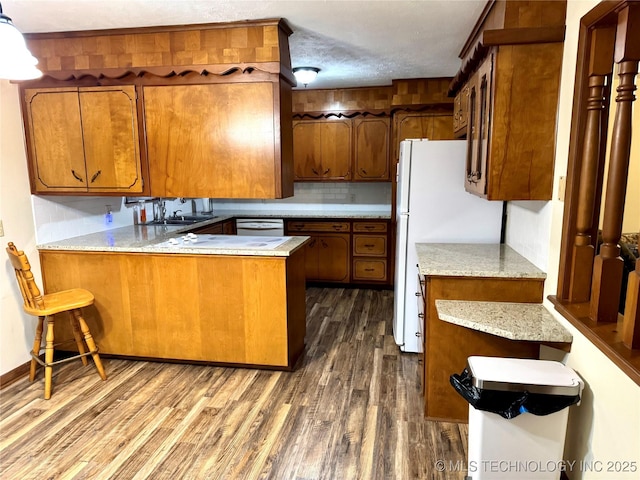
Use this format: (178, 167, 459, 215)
(25, 19, 292, 77)
(390, 78, 453, 107)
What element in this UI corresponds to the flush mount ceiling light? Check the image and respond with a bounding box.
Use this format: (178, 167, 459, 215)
(0, 2, 42, 81)
(292, 67, 320, 87)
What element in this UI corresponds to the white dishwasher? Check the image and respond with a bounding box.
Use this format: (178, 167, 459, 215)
(235, 218, 285, 236)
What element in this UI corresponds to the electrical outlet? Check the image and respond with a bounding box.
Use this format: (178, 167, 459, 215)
(0, 219, 4, 237)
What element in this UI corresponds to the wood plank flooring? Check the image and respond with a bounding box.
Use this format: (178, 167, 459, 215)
(0, 288, 468, 479)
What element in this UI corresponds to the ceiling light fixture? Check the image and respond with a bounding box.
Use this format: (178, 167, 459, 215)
(292, 67, 320, 87)
(0, 2, 42, 81)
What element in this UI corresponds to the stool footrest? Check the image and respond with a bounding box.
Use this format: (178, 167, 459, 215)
(31, 347, 100, 368)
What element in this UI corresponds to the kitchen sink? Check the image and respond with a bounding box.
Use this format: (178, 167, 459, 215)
(147, 215, 218, 226)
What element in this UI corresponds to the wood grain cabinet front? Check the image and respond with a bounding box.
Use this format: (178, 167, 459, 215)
(462, 45, 563, 200)
(23, 86, 144, 195)
(351, 221, 389, 284)
(144, 82, 292, 199)
(292, 119, 352, 180)
(353, 117, 390, 181)
(286, 221, 351, 283)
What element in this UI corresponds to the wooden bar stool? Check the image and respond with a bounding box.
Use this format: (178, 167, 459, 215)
(6, 242, 107, 399)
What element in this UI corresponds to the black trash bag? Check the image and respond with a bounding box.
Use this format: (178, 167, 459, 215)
(450, 367, 580, 420)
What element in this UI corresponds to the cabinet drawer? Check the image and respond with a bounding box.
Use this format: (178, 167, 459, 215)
(352, 259, 387, 281)
(353, 221, 387, 233)
(287, 221, 350, 233)
(353, 235, 387, 256)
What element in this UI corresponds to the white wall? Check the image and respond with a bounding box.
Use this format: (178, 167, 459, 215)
(0, 80, 40, 376)
(505, 1, 640, 478)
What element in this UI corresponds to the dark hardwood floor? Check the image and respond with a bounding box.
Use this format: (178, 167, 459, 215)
(0, 288, 468, 479)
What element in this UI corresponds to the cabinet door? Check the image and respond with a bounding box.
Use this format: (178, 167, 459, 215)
(144, 83, 277, 198)
(293, 121, 323, 179)
(292, 119, 351, 180)
(80, 86, 143, 193)
(453, 84, 469, 138)
(353, 117, 390, 180)
(316, 234, 350, 282)
(304, 237, 320, 280)
(24, 88, 87, 192)
(465, 55, 492, 197)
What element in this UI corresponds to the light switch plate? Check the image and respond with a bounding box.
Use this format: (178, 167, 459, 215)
(0, 219, 4, 237)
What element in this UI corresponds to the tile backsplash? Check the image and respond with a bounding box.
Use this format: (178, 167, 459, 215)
(32, 182, 392, 243)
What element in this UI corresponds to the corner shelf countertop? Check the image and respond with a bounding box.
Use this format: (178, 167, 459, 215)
(435, 300, 573, 343)
(415, 243, 546, 279)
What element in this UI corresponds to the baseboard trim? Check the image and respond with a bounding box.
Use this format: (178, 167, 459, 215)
(0, 361, 30, 389)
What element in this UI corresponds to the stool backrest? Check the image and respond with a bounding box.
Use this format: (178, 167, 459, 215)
(6, 242, 44, 311)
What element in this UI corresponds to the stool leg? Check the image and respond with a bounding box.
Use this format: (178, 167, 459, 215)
(72, 310, 107, 381)
(30, 316, 44, 382)
(69, 312, 88, 366)
(44, 316, 55, 400)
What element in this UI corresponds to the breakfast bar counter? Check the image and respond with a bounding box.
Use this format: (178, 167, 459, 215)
(38, 225, 309, 370)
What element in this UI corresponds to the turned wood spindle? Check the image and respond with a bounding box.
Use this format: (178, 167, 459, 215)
(569, 74, 608, 302)
(623, 259, 640, 349)
(590, 60, 638, 323)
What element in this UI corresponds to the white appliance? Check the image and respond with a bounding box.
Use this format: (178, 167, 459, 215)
(236, 218, 284, 236)
(393, 139, 503, 353)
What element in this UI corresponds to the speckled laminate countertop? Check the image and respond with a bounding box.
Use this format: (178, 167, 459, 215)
(435, 300, 572, 343)
(415, 243, 546, 279)
(37, 221, 309, 257)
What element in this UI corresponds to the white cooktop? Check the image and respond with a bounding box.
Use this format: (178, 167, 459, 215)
(154, 235, 290, 250)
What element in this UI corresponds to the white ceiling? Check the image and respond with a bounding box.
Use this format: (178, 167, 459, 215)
(3, 0, 486, 89)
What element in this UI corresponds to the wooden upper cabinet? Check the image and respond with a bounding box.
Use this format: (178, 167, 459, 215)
(292, 119, 351, 181)
(144, 82, 288, 198)
(465, 57, 492, 198)
(24, 86, 143, 194)
(391, 112, 455, 166)
(453, 84, 470, 139)
(353, 117, 390, 181)
(453, 1, 567, 200)
(462, 44, 563, 200)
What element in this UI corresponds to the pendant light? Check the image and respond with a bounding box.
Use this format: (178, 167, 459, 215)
(0, 2, 42, 80)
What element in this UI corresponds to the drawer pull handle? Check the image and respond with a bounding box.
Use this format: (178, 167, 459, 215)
(418, 313, 425, 319)
(71, 169, 84, 183)
(364, 268, 375, 272)
(312, 168, 319, 175)
(415, 332, 422, 337)
(323, 168, 330, 175)
(364, 244, 375, 248)
(360, 168, 367, 175)
(90, 170, 102, 183)
(415, 292, 421, 297)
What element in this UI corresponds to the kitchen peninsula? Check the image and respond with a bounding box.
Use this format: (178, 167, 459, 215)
(37, 222, 309, 370)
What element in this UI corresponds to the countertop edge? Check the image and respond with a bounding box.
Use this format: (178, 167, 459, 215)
(435, 299, 573, 344)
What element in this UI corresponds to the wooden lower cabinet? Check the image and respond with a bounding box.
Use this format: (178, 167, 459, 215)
(304, 234, 350, 283)
(422, 275, 544, 422)
(287, 219, 391, 285)
(352, 221, 389, 284)
(39, 249, 306, 369)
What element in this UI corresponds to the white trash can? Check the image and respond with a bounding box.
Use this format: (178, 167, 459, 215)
(451, 356, 583, 480)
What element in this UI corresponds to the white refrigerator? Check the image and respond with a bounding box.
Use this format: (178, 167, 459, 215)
(393, 139, 503, 353)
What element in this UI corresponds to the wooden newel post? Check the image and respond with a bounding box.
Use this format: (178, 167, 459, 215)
(623, 259, 640, 349)
(590, 5, 639, 323)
